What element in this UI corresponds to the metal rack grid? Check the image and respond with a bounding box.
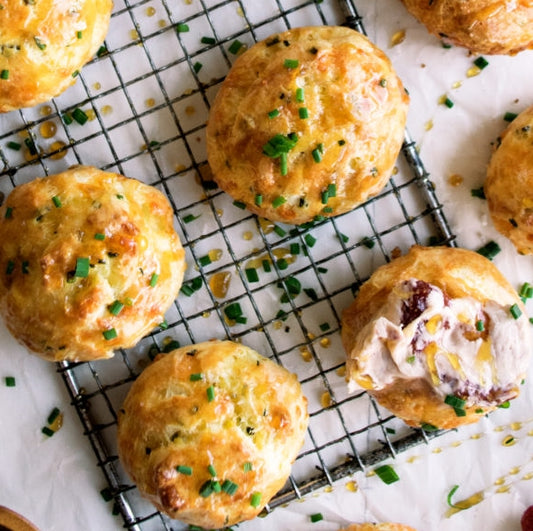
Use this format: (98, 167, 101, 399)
(0, 0, 456, 529)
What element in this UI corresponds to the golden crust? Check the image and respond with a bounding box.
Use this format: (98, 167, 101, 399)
(0, 165, 186, 362)
(117, 340, 308, 528)
(486, 105, 533, 254)
(400, 0, 533, 55)
(341, 245, 528, 429)
(206, 26, 408, 225)
(0, 0, 112, 112)
(341, 524, 417, 531)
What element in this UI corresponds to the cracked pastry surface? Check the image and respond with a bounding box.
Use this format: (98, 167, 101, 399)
(341, 245, 531, 429)
(0, 165, 185, 362)
(486, 105, 533, 254)
(117, 340, 308, 529)
(0, 0, 112, 112)
(400, 0, 533, 55)
(206, 25, 408, 225)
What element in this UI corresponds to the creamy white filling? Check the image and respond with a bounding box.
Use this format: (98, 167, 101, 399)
(349, 279, 531, 407)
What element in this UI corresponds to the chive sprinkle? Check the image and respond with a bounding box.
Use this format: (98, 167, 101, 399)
(510, 303, 522, 319)
(190, 373, 203, 381)
(471, 187, 485, 199)
(42, 426, 55, 437)
(94, 233, 105, 240)
(327, 183, 337, 197)
(21, 261, 29, 274)
(108, 300, 124, 316)
(504, 112, 518, 122)
(298, 107, 309, 119)
(243, 462, 253, 472)
(277, 258, 289, 270)
(7, 141, 21, 150)
(310, 513, 324, 523)
(446, 484, 460, 508)
(176, 23, 190, 33)
(374, 464, 399, 484)
(304, 234, 316, 247)
(473, 56, 489, 69)
(290, 242, 300, 255)
(283, 58, 299, 69)
(268, 109, 279, 119)
(77, 31, 83, 39)
(280, 152, 288, 176)
(74, 257, 90, 277)
(52, 195, 62, 208)
(103, 328, 117, 340)
(199, 481, 214, 497)
(201, 36, 216, 45)
(312, 146, 322, 163)
(34, 36, 46, 50)
(198, 255, 211, 267)
(5, 206, 13, 219)
(443, 97, 454, 108)
(224, 302, 243, 320)
(207, 464, 217, 477)
(272, 196, 286, 208)
(5, 376, 15, 387)
(250, 492, 262, 507)
(193, 61, 203, 73)
(254, 194, 263, 206)
(47, 407, 61, 425)
(6, 261, 15, 275)
(228, 39, 244, 54)
(295, 87, 304, 102)
(475, 320, 484, 331)
(262, 260, 271, 273)
(444, 394, 466, 410)
(221, 479, 238, 495)
(176, 465, 193, 475)
(206, 385, 215, 402)
(149, 273, 159, 287)
(476, 241, 501, 260)
(0, 69, 8, 80)
(273, 224, 286, 237)
(498, 400, 511, 409)
(72, 108, 88, 125)
(321, 190, 329, 205)
(245, 268, 259, 283)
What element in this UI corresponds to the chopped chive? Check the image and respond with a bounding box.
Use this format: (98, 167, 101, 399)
(159, 319, 169, 330)
(338, 233, 349, 244)
(446, 484, 460, 508)
(189, 373, 203, 381)
(290, 243, 300, 255)
(52, 195, 62, 208)
(510, 303, 522, 319)
(193, 61, 203, 73)
(312, 146, 322, 163)
(338, 139, 346, 146)
(498, 400, 511, 409)
(277, 258, 289, 270)
(224, 302, 243, 320)
(252, 193, 263, 207)
(94, 232, 105, 241)
(211, 480, 221, 493)
(6, 260, 15, 275)
(268, 109, 280, 119)
(62, 113, 73, 125)
(42, 426, 55, 437)
(183, 213, 200, 223)
(504, 112, 518, 122)
(176, 465, 193, 475)
(162, 339, 180, 353)
(283, 58, 299, 69)
(108, 300, 124, 316)
(180, 284, 194, 297)
(475, 320, 484, 331)
(298, 107, 309, 119)
(206, 385, 215, 402)
(476, 241, 501, 260)
(24, 137, 37, 155)
(102, 328, 117, 340)
(510, 218, 518, 228)
(201, 36, 216, 45)
(21, 260, 29, 274)
(262, 133, 298, 158)
(0, 69, 8, 80)
(5, 376, 15, 387)
(304, 234, 316, 247)
(319, 322, 330, 332)
(74, 257, 90, 278)
(34, 36, 46, 50)
(72, 70, 79, 78)
(77, 31, 83, 39)
(285, 276, 301, 295)
(520, 282, 533, 298)
(100, 488, 113, 502)
(279, 152, 288, 176)
(304, 287, 318, 301)
(176, 23, 190, 33)
(444, 394, 466, 410)
(379, 78, 387, 87)
(250, 492, 262, 507)
(5, 206, 13, 219)
(471, 187, 485, 199)
(327, 183, 337, 197)
(406, 355, 416, 364)
(228, 39, 244, 54)
(149, 273, 159, 287)
(191, 277, 203, 291)
(221, 479, 238, 495)
(262, 260, 271, 273)
(318, 266, 328, 273)
(47, 407, 61, 425)
(72, 108, 88, 125)
(233, 200, 246, 209)
(272, 196, 286, 208)
(473, 56, 489, 69)
(374, 464, 399, 484)
(322, 206, 333, 213)
(245, 268, 259, 283)
(310, 513, 324, 523)
(421, 422, 439, 432)
(198, 255, 211, 267)
(7, 141, 21, 150)
(96, 45, 108, 57)
(273, 224, 286, 237)
(243, 462, 253, 472)
(295, 87, 304, 102)
(207, 464, 217, 477)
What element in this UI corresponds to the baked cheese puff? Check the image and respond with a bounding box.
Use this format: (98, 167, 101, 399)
(0, 165, 186, 362)
(341, 246, 531, 430)
(486, 105, 533, 254)
(206, 26, 408, 225)
(0, 0, 112, 112)
(400, 0, 533, 55)
(117, 340, 308, 528)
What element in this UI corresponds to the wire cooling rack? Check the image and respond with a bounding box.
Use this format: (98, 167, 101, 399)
(0, 0, 456, 529)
